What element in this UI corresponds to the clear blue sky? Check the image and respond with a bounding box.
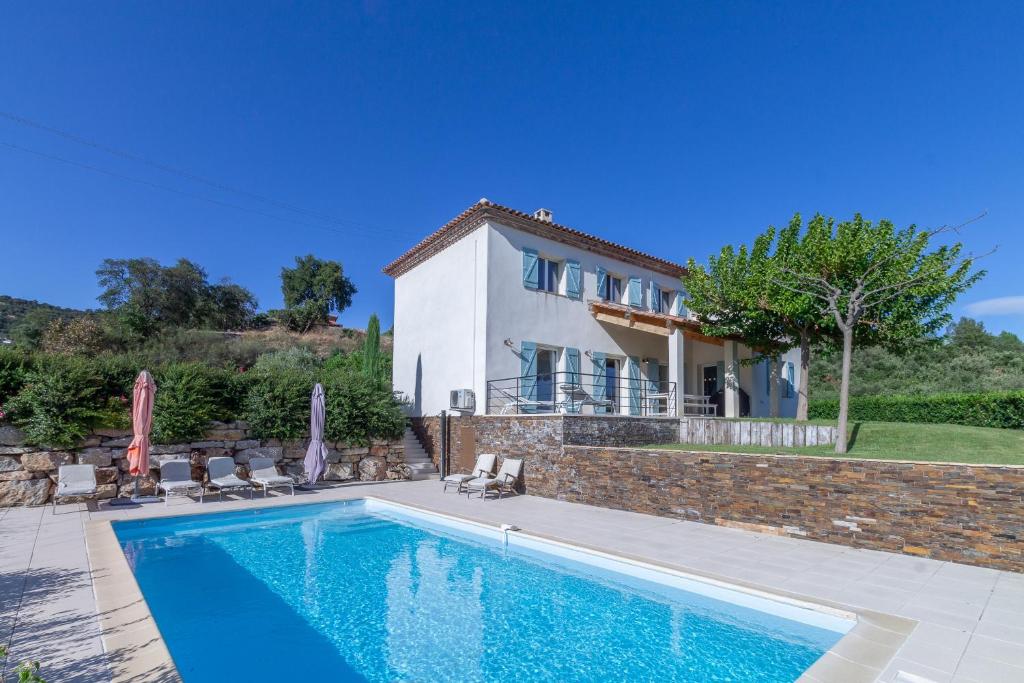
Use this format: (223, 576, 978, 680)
(2, 1, 1022, 335)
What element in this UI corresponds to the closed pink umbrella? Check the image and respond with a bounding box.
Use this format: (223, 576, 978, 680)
(127, 370, 157, 476)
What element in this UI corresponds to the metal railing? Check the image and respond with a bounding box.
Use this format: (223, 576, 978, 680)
(486, 371, 676, 416)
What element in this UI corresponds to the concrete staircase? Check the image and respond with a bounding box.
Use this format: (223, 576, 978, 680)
(403, 427, 439, 481)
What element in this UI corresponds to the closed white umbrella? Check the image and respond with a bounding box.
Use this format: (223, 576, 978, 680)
(303, 383, 328, 486)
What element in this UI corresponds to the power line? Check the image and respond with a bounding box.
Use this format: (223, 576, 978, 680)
(0, 139, 401, 240)
(0, 109, 415, 238)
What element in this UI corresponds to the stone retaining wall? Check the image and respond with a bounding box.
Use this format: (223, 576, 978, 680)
(680, 418, 839, 447)
(409, 414, 1023, 571)
(554, 446, 1024, 572)
(0, 422, 406, 506)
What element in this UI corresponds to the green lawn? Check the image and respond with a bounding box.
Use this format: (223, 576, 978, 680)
(649, 421, 1024, 465)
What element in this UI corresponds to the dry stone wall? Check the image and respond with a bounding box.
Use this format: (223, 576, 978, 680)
(0, 422, 406, 506)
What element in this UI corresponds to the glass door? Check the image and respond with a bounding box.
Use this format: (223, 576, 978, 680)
(605, 359, 620, 413)
(536, 349, 557, 412)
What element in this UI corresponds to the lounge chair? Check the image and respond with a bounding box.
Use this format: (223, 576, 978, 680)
(249, 456, 294, 497)
(442, 453, 496, 493)
(465, 458, 523, 500)
(52, 464, 97, 513)
(157, 460, 202, 506)
(204, 456, 253, 502)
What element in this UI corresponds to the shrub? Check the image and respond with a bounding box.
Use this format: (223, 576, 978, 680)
(0, 347, 33, 404)
(151, 363, 224, 444)
(40, 315, 108, 355)
(251, 347, 322, 375)
(323, 370, 406, 445)
(241, 368, 315, 440)
(808, 391, 1024, 430)
(7, 355, 108, 448)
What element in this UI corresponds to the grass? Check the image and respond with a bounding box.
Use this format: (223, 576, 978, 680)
(648, 421, 1024, 465)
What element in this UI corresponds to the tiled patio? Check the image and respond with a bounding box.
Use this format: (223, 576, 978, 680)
(2, 480, 1022, 682)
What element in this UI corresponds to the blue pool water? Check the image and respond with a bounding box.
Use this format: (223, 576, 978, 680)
(115, 501, 847, 682)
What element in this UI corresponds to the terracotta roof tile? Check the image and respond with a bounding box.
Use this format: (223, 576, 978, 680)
(382, 199, 687, 278)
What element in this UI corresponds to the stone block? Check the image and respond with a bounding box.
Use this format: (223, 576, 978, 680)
(0, 446, 31, 455)
(95, 467, 119, 484)
(95, 427, 132, 438)
(325, 449, 341, 464)
(77, 449, 113, 467)
(369, 444, 388, 457)
(0, 471, 33, 481)
(0, 455, 20, 472)
(324, 462, 356, 481)
(150, 444, 187, 454)
(0, 424, 27, 446)
(103, 436, 133, 448)
(208, 429, 247, 441)
(234, 439, 260, 450)
(386, 464, 410, 480)
(358, 455, 387, 481)
(189, 441, 225, 449)
(234, 447, 283, 464)
(150, 453, 190, 467)
(339, 447, 369, 457)
(76, 435, 103, 448)
(0, 479, 51, 506)
(57, 483, 117, 504)
(21, 451, 75, 472)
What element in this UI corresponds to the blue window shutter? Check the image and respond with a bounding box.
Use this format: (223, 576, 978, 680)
(522, 248, 539, 289)
(566, 260, 581, 300)
(566, 347, 581, 413)
(649, 281, 658, 311)
(596, 267, 607, 300)
(646, 359, 659, 393)
(765, 357, 771, 396)
(786, 361, 795, 398)
(628, 356, 641, 415)
(591, 352, 606, 413)
(520, 342, 537, 411)
(628, 277, 642, 308)
(716, 361, 725, 392)
(673, 290, 687, 317)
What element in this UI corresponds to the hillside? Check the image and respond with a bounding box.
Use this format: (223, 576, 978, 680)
(0, 295, 85, 339)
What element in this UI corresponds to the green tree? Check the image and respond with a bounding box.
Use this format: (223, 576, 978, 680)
(777, 214, 985, 453)
(684, 216, 829, 418)
(96, 257, 257, 334)
(361, 314, 384, 384)
(280, 255, 357, 333)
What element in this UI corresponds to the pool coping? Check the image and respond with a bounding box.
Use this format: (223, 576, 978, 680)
(85, 495, 918, 683)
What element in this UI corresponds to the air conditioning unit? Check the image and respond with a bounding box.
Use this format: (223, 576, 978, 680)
(449, 389, 476, 412)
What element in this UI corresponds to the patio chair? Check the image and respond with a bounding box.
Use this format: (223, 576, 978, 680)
(442, 453, 497, 493)
(204, 456, 253, 502)
(465, 458, 523, 500)
(492, 385, 549, 414)
(157, 460, 202, 506)
(248, 456, 294, 497)
(52, 464, 97, 514)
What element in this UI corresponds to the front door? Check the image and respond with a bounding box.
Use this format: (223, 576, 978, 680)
(702, 365, 719, 397)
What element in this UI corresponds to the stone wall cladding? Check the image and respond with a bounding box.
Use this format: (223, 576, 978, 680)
(562, 415, 680, 447)
(408, 414, 1023, 571)
(556, 446, 1024, 572)
(0, 421, 406, 506)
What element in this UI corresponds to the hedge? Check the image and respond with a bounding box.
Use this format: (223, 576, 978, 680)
(808, 391, 1024, 430)
(0, 348, 406, 448)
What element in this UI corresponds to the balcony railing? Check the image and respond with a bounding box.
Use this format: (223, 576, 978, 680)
(486, 371, 676, 416)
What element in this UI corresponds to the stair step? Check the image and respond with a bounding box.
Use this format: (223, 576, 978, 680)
(402, 426, 438, 477)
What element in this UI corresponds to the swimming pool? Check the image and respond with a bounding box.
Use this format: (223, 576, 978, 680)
(114, 499, 854, 682)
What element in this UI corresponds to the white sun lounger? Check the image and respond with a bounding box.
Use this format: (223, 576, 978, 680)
(442, 453, 497, 493)
(465, 458, 523, 500)
(157, 460, 202, 505)
(249, 456, 294, 497)
(204, 456, 253, 502)
(53, 464, 97, 513)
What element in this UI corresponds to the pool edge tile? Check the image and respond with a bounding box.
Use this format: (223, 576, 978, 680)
(85, 519, 183, 683)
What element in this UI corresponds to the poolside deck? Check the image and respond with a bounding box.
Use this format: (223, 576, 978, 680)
(2, 480, 1022, 682)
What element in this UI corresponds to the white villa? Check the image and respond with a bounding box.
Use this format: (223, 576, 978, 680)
(385, 199, 800, 418)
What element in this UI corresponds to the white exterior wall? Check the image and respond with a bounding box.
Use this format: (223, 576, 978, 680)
(391, 216, 799, 418)
(392, 225, 488, 415)
(483, 221, 681, 412)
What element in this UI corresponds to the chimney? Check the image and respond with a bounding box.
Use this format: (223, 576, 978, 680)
(533, 208, 553, 223)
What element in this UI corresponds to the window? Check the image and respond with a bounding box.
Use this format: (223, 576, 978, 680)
(537, 258, 559, 293)
(536, 349, 557, 406)
(657, 289, 672, 314)
(602, 275, 622, 302)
